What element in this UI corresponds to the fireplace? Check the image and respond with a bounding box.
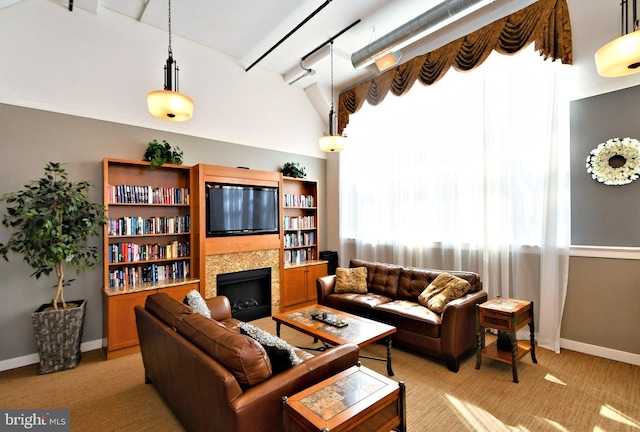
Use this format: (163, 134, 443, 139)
(217, 267, 272, 321)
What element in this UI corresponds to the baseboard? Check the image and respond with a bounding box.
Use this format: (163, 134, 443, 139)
(0, 339, 103, 372)
(560, 338, 640, 366)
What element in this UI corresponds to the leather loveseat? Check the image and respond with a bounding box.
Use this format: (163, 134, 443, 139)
(317, 259, 487, 372)
(134, 293, 360, 432)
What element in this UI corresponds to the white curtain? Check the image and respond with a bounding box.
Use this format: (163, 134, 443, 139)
(339, 45, 570, 352)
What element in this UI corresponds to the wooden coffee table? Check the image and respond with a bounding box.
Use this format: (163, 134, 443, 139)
(283, 364, 406, 432)
(273, 305, 397, 376)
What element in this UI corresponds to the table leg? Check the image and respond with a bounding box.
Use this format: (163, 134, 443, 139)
(510, 315, 519, 383)
(475, 304, 483, 370)
(276, 322, 281, 338)
(386, 336, 394, 376)
(529, 301, 538, 364)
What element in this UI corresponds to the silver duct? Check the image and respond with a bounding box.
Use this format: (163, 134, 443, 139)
(351, 0, 495, 69)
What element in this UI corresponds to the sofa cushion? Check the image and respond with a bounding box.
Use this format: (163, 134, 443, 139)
(418, 273, 471, 313)
(350, 259, 402, 298)
(398, 268, 482, 300)
(177, 314, 272, 387)
(146, 293, 194, 329)
(334, 267, 368, 294)
(374, 300, 442, 338)
(184, 289, 211, 318)
(238, 322, 302, 374)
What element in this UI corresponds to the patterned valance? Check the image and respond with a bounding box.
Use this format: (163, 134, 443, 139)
(338, 0, 572, 134)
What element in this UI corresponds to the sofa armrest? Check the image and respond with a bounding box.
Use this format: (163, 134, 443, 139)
(205, 295, 232, 321)
(316, 275, 336, 305)
(440, 290, 488, 361)
(231, 343, 360, 432)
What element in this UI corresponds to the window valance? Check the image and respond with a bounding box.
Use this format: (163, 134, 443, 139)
(338, 0, 572, 134)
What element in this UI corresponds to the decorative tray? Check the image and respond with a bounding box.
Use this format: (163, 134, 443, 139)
(310, 312, 348, 328)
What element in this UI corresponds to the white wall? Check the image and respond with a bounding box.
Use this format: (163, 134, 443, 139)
(0, 0, 326, 158)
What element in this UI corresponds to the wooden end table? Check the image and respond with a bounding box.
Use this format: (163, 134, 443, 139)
(273, 305, 396, 376)
(283, 364, 406, 432)
(475, 297, 537, 383)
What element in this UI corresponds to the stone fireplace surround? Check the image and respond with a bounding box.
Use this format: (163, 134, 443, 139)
(205, 249, 280, 314)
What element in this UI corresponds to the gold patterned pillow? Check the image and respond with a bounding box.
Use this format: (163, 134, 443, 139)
(334, 267, 368, 294)
(418, 272, 470, 313)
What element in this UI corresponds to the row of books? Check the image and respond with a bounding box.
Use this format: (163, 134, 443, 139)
(283, 231, 315, 248)
(107, 215, 190, 236)
(283, 215, 315, 230)
(108, 241, 190, 263)
(108, 260, 190, 288)
(284, 248, 316, 265)
(283, 193, 314, 208)
(107, 184, 190, 205)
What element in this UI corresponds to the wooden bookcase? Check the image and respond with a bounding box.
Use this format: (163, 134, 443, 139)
(281, 177, 327, 311)
(102, 158, 199, 359)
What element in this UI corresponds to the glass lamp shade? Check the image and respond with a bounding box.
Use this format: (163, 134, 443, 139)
(319, 134, 347, 152)
(595, 30, 640, 77)
(147, 89, 194, 121)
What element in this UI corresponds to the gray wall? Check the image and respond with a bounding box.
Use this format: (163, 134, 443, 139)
(0, 104, 326, 362)
(570, 84, 640, 246)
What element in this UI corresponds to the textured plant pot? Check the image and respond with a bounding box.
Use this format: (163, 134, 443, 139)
(31, 299, 86, 374)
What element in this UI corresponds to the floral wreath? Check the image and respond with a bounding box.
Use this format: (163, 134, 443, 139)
(586, 137, 640, 186)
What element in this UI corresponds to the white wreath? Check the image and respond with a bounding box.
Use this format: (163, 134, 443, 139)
(586, 137, 640, 186)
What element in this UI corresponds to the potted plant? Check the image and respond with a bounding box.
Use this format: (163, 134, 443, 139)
(0, 162, 106, 374)
(143, 139, 184, 169)
(281, 162, 306, 179)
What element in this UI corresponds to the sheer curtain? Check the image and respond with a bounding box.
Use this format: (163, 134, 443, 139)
(339, 45, 570, 352)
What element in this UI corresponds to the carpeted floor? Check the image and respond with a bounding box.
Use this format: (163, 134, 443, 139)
(1, 316, 639, 431)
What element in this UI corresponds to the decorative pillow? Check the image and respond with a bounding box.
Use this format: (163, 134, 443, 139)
(418, 272, 471, 313)
(334, 267, 368, 294)
(184, 289, 211, 319)
(237, 322, 302, 374)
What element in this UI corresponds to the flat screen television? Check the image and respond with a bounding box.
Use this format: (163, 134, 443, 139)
(205, 182, 279, 237)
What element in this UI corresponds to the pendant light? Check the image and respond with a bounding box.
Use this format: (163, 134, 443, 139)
(319, 42, 347, 152)
(595, 0, 640, 77)
(147, 0, 194, 121)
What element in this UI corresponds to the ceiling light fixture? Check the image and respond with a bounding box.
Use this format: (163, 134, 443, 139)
(352, 0, 496, 70)
(375, 51, 403, 71)
(147, 0, 193, 121)
(319, 42, 347, 153)
(595, 0, 640, 77)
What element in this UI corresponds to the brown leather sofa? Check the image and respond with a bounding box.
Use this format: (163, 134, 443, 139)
(317, 259, 487, 372)
(134, 293, 360, 432)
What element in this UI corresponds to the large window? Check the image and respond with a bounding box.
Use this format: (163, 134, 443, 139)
(339, 45, 570, 351)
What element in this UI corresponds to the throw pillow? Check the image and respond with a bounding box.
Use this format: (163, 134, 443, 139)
(237, 322, 302, 374)
(334, 267, 368, 294)
(184, 289, 211, 319)
(418, 272, 471, 313)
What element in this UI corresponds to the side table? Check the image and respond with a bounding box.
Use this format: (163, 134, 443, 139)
(283, 364, 406, 432)
(475, 297, 537, 383)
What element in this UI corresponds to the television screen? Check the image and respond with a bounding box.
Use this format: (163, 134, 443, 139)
(205, 182, 279, 237)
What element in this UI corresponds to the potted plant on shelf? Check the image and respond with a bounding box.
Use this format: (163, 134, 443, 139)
(0, 162, 106, 374)
(143, 139, 183, 169)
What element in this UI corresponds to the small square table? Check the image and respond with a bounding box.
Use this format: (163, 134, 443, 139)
(475, 297, 537, 383)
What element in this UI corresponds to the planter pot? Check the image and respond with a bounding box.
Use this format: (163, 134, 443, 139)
(31, 299, 86, 374)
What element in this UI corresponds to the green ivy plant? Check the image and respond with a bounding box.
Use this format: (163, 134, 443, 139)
(281, 162, 307, 179)
(0, 162, 107, 310)
(143, 139, 184, 169)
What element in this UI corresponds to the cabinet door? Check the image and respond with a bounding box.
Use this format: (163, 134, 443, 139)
(106, 290, 149, 351)
(306, 264, 328, 302)
(283, 267, 308, 307)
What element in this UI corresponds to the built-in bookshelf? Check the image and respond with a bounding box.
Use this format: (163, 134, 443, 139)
(281, 177, 327, 311)
(102, 158, 199, 359)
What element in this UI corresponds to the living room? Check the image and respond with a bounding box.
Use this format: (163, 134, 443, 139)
(1, 0, 639, 430)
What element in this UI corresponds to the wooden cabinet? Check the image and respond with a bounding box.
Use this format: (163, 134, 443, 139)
(281, 262, 327, 310)
(102, 158, 199, 359)
(281, 176, 327, 311)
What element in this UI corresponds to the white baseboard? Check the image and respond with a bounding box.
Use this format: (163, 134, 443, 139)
(560, 338, 640, 366)
(0, 339, 103, 372)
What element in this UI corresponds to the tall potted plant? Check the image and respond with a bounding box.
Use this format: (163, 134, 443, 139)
(0, 162, 106, 374)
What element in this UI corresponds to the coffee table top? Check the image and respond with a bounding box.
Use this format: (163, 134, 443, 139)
(272, 304, 396, 348)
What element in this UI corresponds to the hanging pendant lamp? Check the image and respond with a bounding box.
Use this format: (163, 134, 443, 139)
(595, 0, 640, 77)
(147, 0, 193, 121)
(319, 42, 347, 152)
